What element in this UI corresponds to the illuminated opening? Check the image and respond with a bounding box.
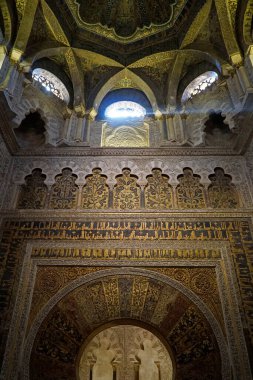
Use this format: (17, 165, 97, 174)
(32, 68, 70, 103)
(105, 101, 146, 119)
(182, 71, 218, 103)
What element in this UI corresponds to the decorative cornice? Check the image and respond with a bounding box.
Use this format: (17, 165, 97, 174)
(13, 146, 241, 157)
(1, 209, 253, 220)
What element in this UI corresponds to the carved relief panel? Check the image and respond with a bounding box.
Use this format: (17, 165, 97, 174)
(13, 163, 248, 210)
(17, 168, 47, 209)
(208, 168, 239, 208)
(82, 168, 109, 209)
(49, 168, 78, 209)
(113, 168, 140, 209)
(78, 325, 173, 380)
(144, 168, 173, 209)
(176, 168, 206, 209)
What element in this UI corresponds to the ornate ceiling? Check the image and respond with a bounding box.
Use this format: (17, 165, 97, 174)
(36, 0, 218, 61)
(0, 0, 252, 153)
(69, 0, 182, 39)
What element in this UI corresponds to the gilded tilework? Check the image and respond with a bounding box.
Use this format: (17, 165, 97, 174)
(17, 169, 47, 209)
(49, 168, 78, 209)
(144, 168, 173, 209)
(113, 168, 140, 209)
(176, 168, 206, 209)
(82, 168, 109, 209)
(208, 168, 239, 208)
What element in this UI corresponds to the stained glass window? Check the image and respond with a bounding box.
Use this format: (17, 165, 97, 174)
(32, 68, 70, 103)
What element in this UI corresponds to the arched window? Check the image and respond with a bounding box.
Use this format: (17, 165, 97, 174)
(105, 100, 146, 120)
(182, 71, 218, 103)
(32, 68, 70, 103)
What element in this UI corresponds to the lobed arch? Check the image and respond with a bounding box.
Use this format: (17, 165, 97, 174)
(77, 322, 176, 380)
(12, 96, 64, 147)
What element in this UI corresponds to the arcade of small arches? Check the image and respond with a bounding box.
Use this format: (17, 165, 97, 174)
(1, 2, 253, 380)
(16, 166, 239, 210)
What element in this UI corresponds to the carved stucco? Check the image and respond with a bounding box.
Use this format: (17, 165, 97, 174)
(0, 3, 253, 380)
(3, 154, 250, 210)
(78, 325, 174, 380)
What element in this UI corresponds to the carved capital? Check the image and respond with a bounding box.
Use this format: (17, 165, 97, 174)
(74, 103, 86, 118)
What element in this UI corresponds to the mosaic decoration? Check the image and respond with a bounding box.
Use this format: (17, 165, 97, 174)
(113, 168, 140, 209)
(17, 169, 47, 209)
(82, 168, 109, 209)
(0, 219, 253, 375)
(49, 168, 78, 209)
(208, 168, 239, 208)
(168, 306, 215, 362)
(144, 168, 173, 209)
(176, 168, 206, 209)
(28, 266, 222, 338)
(35, 309, 83, 363)
(30, 275, 221, 379)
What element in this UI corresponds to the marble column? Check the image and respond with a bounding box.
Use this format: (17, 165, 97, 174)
(236, 64, 252, 92)
(165, 114, 176, 141)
